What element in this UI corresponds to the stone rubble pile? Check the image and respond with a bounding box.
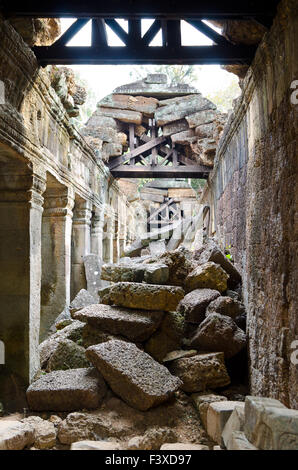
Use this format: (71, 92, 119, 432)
(81, 74, 227, 167)
(1, 239, 297, 450)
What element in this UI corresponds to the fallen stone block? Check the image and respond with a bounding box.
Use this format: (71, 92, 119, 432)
(222, 404, 245, 448)
(186, 110, 218, 128)
(97, 106, 143, 124)
(26, 368, 107, 411)
(22, 416, 56, 449)
(102, 142, 122, 157)
(244, 396, 298, 450)
(178, 288, 220, 324)
(126, 427, 176, 450)
(206, 296, 245, 320)
(86, 340, 182, 411)
(82, 125, 118, 143)
(144, 311, 185, 362)
(168, 352, 230, 393)
(193, 240, 241, 288)
(101, 262, 169, 285)
(207, 401, 243, 446)
(69, 289, 97, 315)
(190, 313, 246, 359)
(185, 262, 229, 293)
(163, 119, 189, 137)
(46, 338, 90, 372)
(191, 392, 227, 429)
(73, 304, 164, 342)
(163, 350, 197, 363)
(159, 249, 194, 287)
(195, 122, 215, 138)
(71, 440, 122, 450)
(227, 431, 258, 450)
(99, 94, 159, 116)
(155, 95, 215, 126)
(0, 420, 34, 450)
(100, 282, 184, 312)
(160, 443, 209, 450)
(171, 129, 196, 145)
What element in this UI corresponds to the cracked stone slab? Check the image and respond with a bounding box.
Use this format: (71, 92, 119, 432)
(26, 368, 107, 411)
(100, 282, 184, 312)
(86, 340, 182, 411)
(73, 303, 164, 342)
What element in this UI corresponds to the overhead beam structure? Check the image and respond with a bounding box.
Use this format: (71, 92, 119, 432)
(2, 1, 279, 66)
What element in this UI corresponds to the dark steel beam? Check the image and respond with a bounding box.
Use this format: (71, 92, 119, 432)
(33, 44, 256, 65)
(3, 1, 279, 19)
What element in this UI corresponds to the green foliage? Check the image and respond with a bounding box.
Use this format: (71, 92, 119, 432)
(129, 65, 199, 86)
(190, 179, 207, 191)
(206, 77, 241, 113)
(72, 71, 98, 128)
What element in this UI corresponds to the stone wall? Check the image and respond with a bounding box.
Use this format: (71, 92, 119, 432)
(200, 0, 298, 408)
(0, 14, 144, 404)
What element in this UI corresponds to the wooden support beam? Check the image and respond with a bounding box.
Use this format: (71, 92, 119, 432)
(142, 19, 161, 46)
(185, 19, 232, 46)
(110, 165, 211, 178)
(148, 198, 175, 222)
(104, 19, 129, 45)
(33, 44, 257, 65)
(92, 19, 108, 46)
(53, 19, 89, 46)
(6, 1, 280, 19)
(108, 136, 167, 170)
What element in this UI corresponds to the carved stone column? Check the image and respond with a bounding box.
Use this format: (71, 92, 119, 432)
(103, 216, 114, 264)
(71, 198, 92, 299)
(0, 162, 46, 390)
(40, 186, 74, 341)
(91, 208, 104, 259)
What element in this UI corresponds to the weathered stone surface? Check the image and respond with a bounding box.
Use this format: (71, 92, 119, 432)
(0, 420, 34, 450)
(206, 296, 245, 319)
(207, 401, 243, 445)
(159, 249, 194, 287)
(222, 404, 245, 449)
(97, 106, 142, 124)
(69, 289, 97, 315)
(160, 443, 209, 450)
(10, 18, 61, 46)
(185, 262, 229, 293)
(47, 339, 90, 372)
(86, 113, 118, 129)
(171, 129, 196, 145)
(178, 288, 220, 324)
(190, 313, 246, 359)
(195, 123, 215, 138)
(169, 353, 230, 393)
(73, 304, 163, 342)
(163, 350, 197, 363)
(193, 240, 241, 288)
(145, 311, 185, 362)
(71, 440, 122, 450)
(227, 431, 258, 450)
(100, 94, 158, 116)
(186, 110, 218, 128)
(58, 393, 205, 445)
(39, 320, 85, 369)
(54, 307, 72, 331)
(159, 94, 201, 107)
(86, 340, 182, 411)
(126, 427, 176, 450)
(101, 263, 169, 284)
(244, 396, 298, 450)
(155, 95, 215, 126)
(100, 282, 184, 312)
(27, 368, 107, 411)
(163, 119, 189, 137)
(149, 240, 167, 257)
(22, 416, 56, 449)
(82, 125, 118, 143)
(191, 392, 227, 429)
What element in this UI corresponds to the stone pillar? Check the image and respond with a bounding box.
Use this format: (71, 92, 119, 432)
(103, 216, 114, 264)
(91, 208, 104, 259)
(0, 164, 45, 393)
(71, 198, 92, 299)
(40, 185, 74, 341)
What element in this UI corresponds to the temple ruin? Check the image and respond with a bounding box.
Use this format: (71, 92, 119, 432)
(0, 0, 297, 452)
